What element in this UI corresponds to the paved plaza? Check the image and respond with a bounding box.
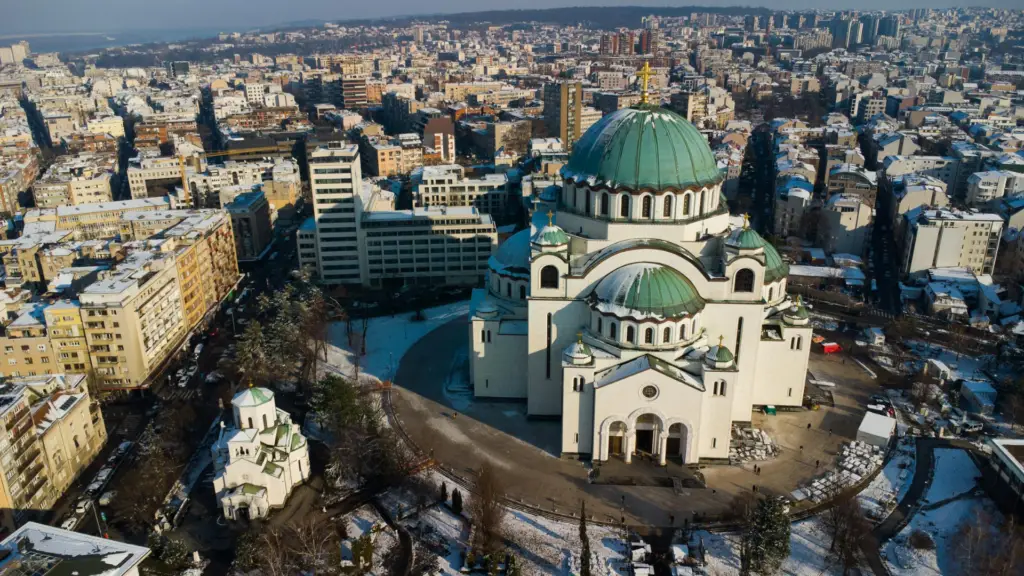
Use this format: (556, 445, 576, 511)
(390, 315, 882, 526)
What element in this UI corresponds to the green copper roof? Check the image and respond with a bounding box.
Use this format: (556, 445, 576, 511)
(534, 225, 569, 246)
(713, 344, 734, 363)
(763, 242, 789, 284)
(593, 263, 706, 319)
(564, 106, 723, 191)
(727, 226, 790, 284)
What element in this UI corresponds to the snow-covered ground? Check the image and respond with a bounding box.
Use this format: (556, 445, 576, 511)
(342, 504, 399, 573)
(698, 517, 841, 576)
(883, 448, 995, 575)
(324, 301, 469, 383)
(859, 436, 916, 522)
(385, 471, 628, 576)
(923, 449, 980, 504)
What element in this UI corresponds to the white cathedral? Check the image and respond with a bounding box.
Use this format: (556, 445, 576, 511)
(469, 87, 813, 465)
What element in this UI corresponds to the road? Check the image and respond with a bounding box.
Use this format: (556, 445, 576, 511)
(749, 127, 774, 233)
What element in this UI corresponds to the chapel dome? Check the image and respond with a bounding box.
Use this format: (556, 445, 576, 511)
(488, 229, 531, 278)
(705, 338, 736, 370)
(726, 224, 789, 284)
(783, 296, 810, 325)
(563, 106, 723, 192)
(592, 263, 705, 320)
(563, 336, 594, 365)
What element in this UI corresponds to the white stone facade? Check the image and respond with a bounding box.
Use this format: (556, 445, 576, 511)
(211, 387, 310, 520)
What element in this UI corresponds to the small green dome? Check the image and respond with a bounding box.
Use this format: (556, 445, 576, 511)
(784, 296, 810, 324)
(712, 344, 734, 364)
(763, 243, 789, 284)
(726, 224, 789, 284)
(534, 224, 569, 246)
(592, 263, 705, 319)
(564, 106, 723, 192)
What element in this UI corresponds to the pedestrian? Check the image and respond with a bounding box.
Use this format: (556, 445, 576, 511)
(815, 459, 819, 469)
(799, 445, 804, 451)
(828, 428, 833, 437)
(807, 423, 812, 430)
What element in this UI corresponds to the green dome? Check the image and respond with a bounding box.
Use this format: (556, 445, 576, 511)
(592, 263, 706, 319)
(712, 344, 734, 363)
(763, 243, 789, 284)
(564, 106, 723, 192)
(534, 224, 569, 246)
(726, 225, 789, 284)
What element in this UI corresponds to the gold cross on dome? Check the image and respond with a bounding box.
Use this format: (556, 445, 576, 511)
(638, 61, 653, 105)
(718, 335, 724, 346)
(742, 213, 750, 228)
(577, 332, 583, 344)
(547, 210, 554, 226)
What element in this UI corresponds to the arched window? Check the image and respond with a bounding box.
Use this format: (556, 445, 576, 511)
(720, 381, 728, 396)
(683, 194, 691, 215)
(626, 326, 636, 344)
(597, 317, 603, 333)
(540, 266, 559, 289)
(262, 414, 268, 429)
(247, 417, 253, 429)
(573, 378, 579, 392)
(768, 287, 774, 302)
(619, 195, 630, 218)
(734, 269, 755, 293)
(519, 285, 526, 300)
(663, 327, 671, 343)
(73, 435, 80, 449)
(713, 381, 719, 395)
(679, 324, 687, 340)
(609, 322, 617, 340)
(663, 195, 673, 218)
(697, 190, 705, 215)
(600, 193, 609, 216)
(644, 328, 654, 344)
(585, 191, 591, 215)
(506, 283, 512, 297)
(642, 196, 652, 218)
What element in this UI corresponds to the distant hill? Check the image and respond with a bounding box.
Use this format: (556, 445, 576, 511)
(331, 5, 770, 30)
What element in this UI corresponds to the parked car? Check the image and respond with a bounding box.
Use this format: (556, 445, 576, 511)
(186, 365, 198, 378)
(74, 500, 91, 515)
(193, 344, 204, 359)
(204, 371, 224, 384)
(61, 517, 77, 530)
(85, 480, 103, 495)
(98, 491, 117, 506)
(115, 441, 133, 456)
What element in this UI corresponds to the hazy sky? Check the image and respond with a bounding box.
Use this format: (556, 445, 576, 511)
(2, 0, 1014, 34)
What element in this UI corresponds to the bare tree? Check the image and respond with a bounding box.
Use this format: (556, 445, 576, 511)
(823, 492, 871, 573)
(729, 493, 758, 576)
(957, 511, 1024, 576)
(469, 462, 507, 557)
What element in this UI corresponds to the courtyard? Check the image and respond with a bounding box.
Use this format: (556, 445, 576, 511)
(386, 310, 883, 527)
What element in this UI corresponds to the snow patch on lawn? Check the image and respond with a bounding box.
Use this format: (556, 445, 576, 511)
(698, 517, 842, 576)
(883, 496, 1002, 576)
(923, 448, 980, 503)
(324, 301, 469, 383)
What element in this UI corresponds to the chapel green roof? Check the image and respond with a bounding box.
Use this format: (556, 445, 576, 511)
(593, 263, 706, 319)
(534, 225, 569, 246)
(713, 344, 734, 364)
(564, 105, 723, 192)
(726, 225, 790, 284)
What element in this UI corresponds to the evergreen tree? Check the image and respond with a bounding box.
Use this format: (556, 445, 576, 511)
(451, 488, 463, 515)
(579, 501, 592, 576)
(749, 497, 790, 575)
(440, 481, 448, 503)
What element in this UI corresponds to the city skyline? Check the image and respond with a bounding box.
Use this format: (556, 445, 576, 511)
(3, 0, 1016, 35)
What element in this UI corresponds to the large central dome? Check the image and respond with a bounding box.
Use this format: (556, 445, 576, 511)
(564, 106, 723, 192)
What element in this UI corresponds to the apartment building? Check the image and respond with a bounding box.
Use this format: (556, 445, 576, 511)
(900, 208, 1003, 276)
(85, 115, 125, 138)
(885, 174, 950, 238)
(128, 155, 204, 200)
(53, 197, 171, 240)
(542, 82, 583, 149)
(44, 301, 92, 375)
(827, 163, 878, 206)
(309, 144, 363, 285)
(774, 176, 814, 238)
(361, 206, 497, 288)
(882, 155, 958, 190)
(225, 190, 273, 262)
(0, 305, 56, 379)
(32, 153, 116, 208)
(0, 374, 105, 533)
(818, 194, 874, 256)
(412, 164, 509, 215)
(360, 134, 424, 178)
(966, 171, 1023, 207)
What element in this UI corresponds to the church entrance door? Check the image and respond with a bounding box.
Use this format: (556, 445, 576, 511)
(666, 437, 681, 457)
(635, 429, 654, 455)
(608, 436, 623, 456)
